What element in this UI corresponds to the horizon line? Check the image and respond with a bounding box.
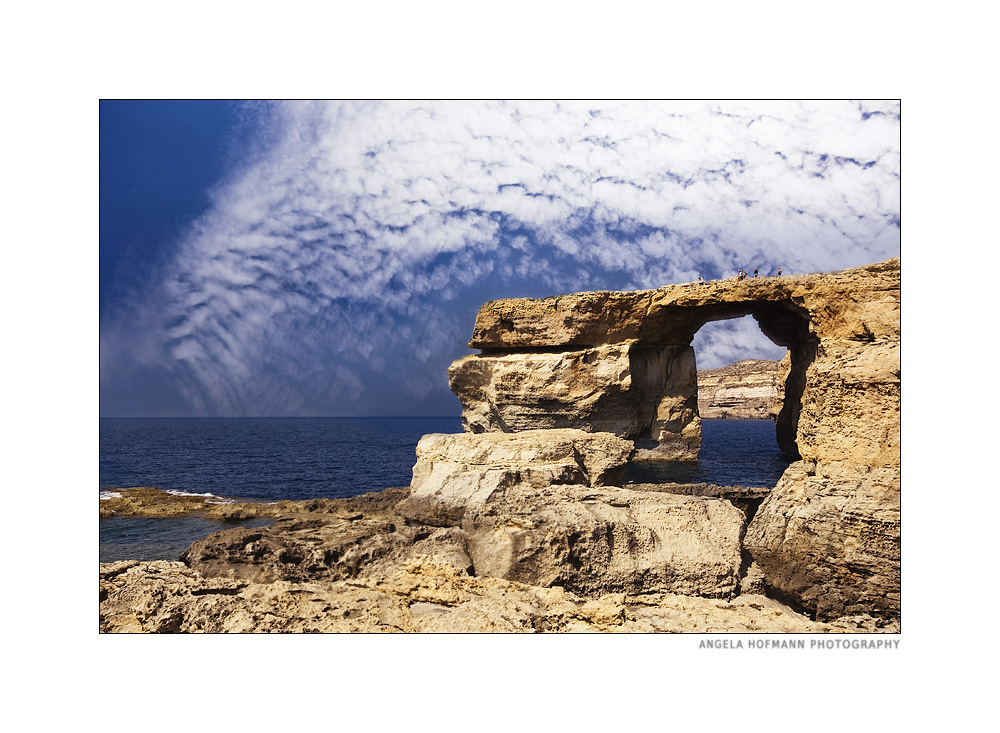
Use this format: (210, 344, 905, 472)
(99, 415, 463, 420)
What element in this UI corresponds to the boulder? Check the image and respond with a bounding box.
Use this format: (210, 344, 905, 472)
(743, 461, 901, 621)
(461, 483, 747, 599)
(395, 429, 634, 526)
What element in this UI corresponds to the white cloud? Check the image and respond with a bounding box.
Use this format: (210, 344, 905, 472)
(107, 100, 900, 416)
(693, 316, 788, 370)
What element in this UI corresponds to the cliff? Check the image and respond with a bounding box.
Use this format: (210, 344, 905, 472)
(697, 358, 784, 420)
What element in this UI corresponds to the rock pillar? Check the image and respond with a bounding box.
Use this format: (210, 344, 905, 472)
(449, 343, 701, 459)
(634, 344, 700, 460)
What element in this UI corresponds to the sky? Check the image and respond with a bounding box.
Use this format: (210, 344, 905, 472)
(100, 100, 900, 418)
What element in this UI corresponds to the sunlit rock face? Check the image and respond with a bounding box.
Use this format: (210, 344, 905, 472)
(454, 258, 899, 466)
(743, 461, 901, 621)
(451, 258, 901, 621)
(396, 429, 634, 526)
(461, 482, 746, 599)
(396, 429, 745, 599)
(448, 344, 700, 460)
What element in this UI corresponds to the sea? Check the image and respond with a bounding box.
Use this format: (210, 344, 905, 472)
(99, 417, 791, 562)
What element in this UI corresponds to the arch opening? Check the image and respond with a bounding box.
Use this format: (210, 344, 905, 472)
(690, 302, 815, 461)
(626, 301, 815, 488)
(693, 315, 789, 488)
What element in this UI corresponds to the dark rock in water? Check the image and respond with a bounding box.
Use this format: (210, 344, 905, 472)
(100, 485, 411, 520)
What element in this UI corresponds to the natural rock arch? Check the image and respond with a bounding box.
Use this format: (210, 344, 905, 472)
(450, 290, 818, 462)
(449, 259, 900, 622)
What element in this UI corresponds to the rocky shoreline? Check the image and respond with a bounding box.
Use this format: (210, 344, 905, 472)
(100, 484, 892, 633)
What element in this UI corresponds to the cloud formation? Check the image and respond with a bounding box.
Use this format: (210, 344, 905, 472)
(101, 100, 900, 416)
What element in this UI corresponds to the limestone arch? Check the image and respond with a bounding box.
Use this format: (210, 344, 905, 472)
(449, 296, 817, 462)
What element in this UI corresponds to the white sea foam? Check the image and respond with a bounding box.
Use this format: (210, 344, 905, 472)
(164, 489, 216, 497)
(160, 488, 236, 504)
(99, 491, 122, 500)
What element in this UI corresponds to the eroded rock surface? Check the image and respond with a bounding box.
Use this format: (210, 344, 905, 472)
(395, 429, 634, 526)
(744, 461, 901, 621)
(462, 483, 746, 599)
(450, 345, 701, 459)
(394, 431, 746, 599)
(180, 514, 474, 584)
(100, 558, 888, 633)
(99, 480, 897, 633)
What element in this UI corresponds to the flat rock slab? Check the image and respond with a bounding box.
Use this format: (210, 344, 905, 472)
(396, 429, 634, 526)
(462, 483, 746, 599)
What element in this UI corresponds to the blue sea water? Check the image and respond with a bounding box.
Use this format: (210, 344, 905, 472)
(100, 417, 463, 502)
(99, 516, 276, 563)
(99, 417, 790, 561)
(624, 418, 792, 487)
(100, 417, 462, 562)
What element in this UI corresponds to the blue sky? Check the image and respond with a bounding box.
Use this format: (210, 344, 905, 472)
(100, 100, 900, 417)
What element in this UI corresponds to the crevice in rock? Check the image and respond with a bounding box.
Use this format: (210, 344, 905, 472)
(731, 496, 765, 525)
(735, 549, 755, 596)
(191, 586, 247, 596)
(763, 584, 817, 621)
